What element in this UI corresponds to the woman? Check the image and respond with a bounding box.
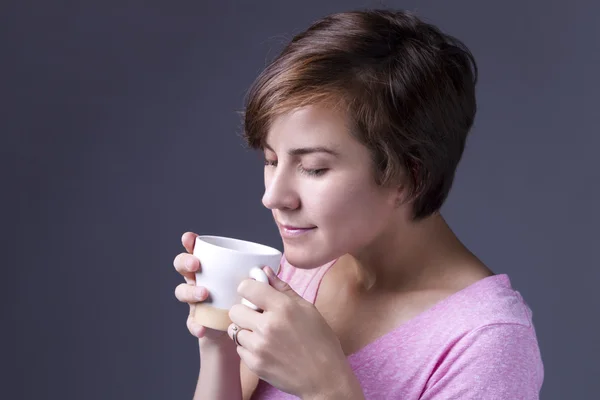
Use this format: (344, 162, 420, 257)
(174, 9, 544, 399)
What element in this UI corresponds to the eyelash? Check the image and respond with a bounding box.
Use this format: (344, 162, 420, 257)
(263, 159, 328, 177)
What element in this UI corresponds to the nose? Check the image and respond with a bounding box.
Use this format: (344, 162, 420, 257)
(262, 167, 299, 211)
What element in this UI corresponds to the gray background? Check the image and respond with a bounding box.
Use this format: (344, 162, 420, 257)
(3, 0, 598, 399)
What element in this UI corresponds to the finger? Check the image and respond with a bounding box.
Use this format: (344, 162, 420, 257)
(263, 266, 301, 299)
(236, 345, 258, 373)
(237, 277, 289, 312)
(174, 283, 209, 303)
(173, 252, 201, 284)
(227, 322, 256, 348)
(181, 232, 199, 254)
(187, 316, 207, 338)
(228, 303, 262, 332)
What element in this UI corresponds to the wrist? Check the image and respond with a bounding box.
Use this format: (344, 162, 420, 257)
(199, 334, 237, 357)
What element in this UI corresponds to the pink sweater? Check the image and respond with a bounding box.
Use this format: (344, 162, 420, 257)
(251, 257, 544, 399)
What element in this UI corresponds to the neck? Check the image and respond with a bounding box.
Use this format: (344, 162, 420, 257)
(343, 213, 481, 293)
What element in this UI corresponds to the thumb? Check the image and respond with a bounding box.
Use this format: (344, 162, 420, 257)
(264, 266, 301, 299)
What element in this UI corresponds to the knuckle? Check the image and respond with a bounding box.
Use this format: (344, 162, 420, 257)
(228, 304, 241, 319)
(261, 318, 280, 338)
(175, 253, 198, 273)
(173, 253, 187, 271)
(248, 356, 265, 375)
(253, 337, 269, 357)
(174, 284, 185, 301)
(278, 298, 294, 316)
(183, 254, 197, 271)
(256, 315, 271, 333)
(175, 283, 197, 303)
(173, 253, 182, 269)
(186, 317, 196, 335)
(186, 317, 202, 337)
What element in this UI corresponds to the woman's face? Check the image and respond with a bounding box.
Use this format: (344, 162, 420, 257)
(262, 105, 401, 269)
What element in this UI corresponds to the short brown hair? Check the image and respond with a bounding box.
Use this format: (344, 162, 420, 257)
(242, 9, 478, 220)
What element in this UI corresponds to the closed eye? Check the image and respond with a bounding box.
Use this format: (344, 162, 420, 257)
(264, 159, 328, 177)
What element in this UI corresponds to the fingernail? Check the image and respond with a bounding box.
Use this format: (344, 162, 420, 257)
(194, 287, 206, 300)
(264, 266, 274, 277)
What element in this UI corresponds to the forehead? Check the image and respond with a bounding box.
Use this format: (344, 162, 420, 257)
(265, 105, 352, 149)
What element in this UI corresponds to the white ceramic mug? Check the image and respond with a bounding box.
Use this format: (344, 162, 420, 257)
(192, 235, 282, 331)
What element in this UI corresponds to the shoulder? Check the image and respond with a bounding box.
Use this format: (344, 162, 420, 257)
(422, 322, 544, 399)
(435, 274, 536, 330)
(421, 275, 544, 398)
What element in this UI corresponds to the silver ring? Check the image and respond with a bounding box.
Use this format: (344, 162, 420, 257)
(232, 324, 242, 347)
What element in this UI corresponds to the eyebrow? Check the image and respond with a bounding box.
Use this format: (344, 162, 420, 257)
(263, 143, 339, 157)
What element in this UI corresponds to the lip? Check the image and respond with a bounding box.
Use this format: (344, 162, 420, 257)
(279, 225, 317, 238)
(275, 218, 316, 230)
(279, 224, 316, 230)
(276, 221, 317, 238)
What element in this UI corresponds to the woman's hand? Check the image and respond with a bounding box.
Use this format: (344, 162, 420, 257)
(173, 232, 229, 343)
(226, 266, 362, 398)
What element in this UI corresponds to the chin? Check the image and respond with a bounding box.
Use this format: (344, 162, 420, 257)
(282, 242, 340, 269)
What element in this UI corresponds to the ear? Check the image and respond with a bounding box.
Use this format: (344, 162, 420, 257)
(394, 164, 424, 209)
(392, 180, 412, 208)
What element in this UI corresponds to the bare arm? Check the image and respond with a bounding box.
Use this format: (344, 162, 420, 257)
(192, 338, 261, 400)
(174, 234, 258, 400)
(193, 339, 242, 400)
(241, 360, 260, 400)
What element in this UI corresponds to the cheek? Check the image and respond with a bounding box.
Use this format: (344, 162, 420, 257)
(310, 178, 389, 227)
(316, 189, 389, 257)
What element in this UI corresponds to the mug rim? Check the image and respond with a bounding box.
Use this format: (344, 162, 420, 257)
(195, 235, 282, 257)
